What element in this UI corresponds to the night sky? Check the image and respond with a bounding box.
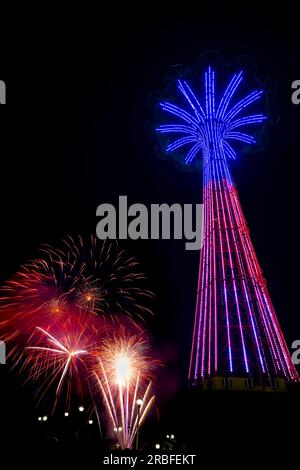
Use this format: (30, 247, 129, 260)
(1, 11, 300, 462)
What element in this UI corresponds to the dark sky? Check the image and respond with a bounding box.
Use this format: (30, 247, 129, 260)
(0, 11, 300, 455)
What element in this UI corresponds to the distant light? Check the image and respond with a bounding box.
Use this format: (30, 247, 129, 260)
(155, 443, 160, 449)
(114, 427, 118, 432)
(42, 416, 48, 422)
(170, 434, 175, 439)
(118, 426, 122, 432)
(38, 417, 42, 422)
(88, 419, 93, 425)
(166, 434, 170, 439)
(78, 406, 84, 412)
(64, 412, 69, 417)
(136, 398, 143, 407)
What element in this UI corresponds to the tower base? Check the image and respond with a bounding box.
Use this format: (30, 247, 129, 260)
(190, 376, 287, 392)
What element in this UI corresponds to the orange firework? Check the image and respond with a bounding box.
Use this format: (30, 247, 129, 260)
(94, 328, 158, 449)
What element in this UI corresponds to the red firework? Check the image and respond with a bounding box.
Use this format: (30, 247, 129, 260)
(0, 236, 153, 360)
(0, 236, 158, 444)
(20, 308, 107, 410)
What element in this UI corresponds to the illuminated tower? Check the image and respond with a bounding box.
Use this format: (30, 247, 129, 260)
(157, 67, 298, 383)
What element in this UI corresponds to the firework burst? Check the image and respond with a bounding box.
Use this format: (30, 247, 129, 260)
(0, 255, 76, 360)
(21, 310, 105, 411)
(94, 328, 157, 449)
(0, 236, 153, 360)
(60, 235, 154, 321)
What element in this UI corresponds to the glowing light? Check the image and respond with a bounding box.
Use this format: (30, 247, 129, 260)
(38, 417, 42, 421)
(115, 354, 131, 386)
(78, 406, 84, 412)
(88, 419, 93, 425)
(64, 412, 69, 417)
(136, 398, 143, 407)
(42, 415, 48, 422)
(155, 444, 161, 449)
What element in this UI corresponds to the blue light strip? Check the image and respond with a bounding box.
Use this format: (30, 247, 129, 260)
(211, 69, 216, 117)
(185, 143, 203, 164)
(226, 132, 256, 144)
(223, 141, 237, 160)
(206, 66, 215, 119)
(177, 80, 206, 122)
(156, 124, 197, 135)
(159, 102, 199, 127)
(227, 114, 267, 131)
(224, 90, 264, 123)
(217, 71, 243, 119)
(166, 136, 197, 152)
(205, 69, 209, 119)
